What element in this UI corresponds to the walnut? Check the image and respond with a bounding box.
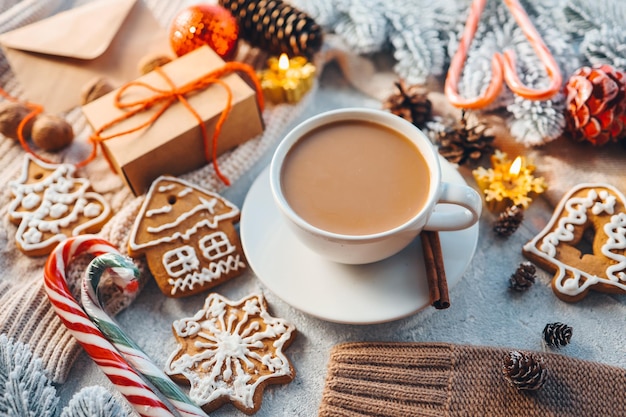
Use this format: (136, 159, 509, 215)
(0, 101, 36, 140)
(138, 53, 173, 75)
(81, 77, 114, 105)
(31, 114, 74, 151)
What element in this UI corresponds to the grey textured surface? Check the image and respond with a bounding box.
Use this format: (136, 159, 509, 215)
(56, 61, 626, 416)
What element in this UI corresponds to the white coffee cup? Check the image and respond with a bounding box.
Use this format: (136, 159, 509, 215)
(269, 108, 481, 264)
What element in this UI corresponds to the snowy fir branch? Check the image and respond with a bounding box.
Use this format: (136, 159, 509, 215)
(0, 334, 58, 417)
(60, 386, 131, 417)
(291, 0, 463, 84)
(385, 0, 462, 85)
(563, 0, 626, 69)
(0, 334, 130, 417)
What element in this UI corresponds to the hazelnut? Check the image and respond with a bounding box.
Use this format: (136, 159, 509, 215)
(138, 53, 173, 75)
(0, 101, 36, 140)
(81, 77, 114, 105)
(31, 114, 74, 152)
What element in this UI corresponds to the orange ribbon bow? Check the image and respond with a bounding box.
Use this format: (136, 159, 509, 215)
(87, 61, 265, 186)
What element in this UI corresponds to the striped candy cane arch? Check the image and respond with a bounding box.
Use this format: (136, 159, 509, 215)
(43, 235, 176, 417)
(81, 252, 208, 417)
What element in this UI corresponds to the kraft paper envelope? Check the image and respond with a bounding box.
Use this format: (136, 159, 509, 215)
(0, 0, 170, 114)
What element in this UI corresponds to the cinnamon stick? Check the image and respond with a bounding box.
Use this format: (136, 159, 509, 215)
(421, 231, 450, 309)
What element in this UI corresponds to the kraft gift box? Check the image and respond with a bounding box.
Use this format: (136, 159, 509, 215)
(82, 45, 264, 195)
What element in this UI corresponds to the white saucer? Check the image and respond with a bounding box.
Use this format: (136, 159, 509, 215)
(240, 158, 479, 324)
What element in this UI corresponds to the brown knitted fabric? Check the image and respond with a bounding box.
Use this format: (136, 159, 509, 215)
(319, 342, 626, 417)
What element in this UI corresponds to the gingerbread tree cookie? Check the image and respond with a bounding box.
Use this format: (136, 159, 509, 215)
(523, 183, 626, 302)
(165, 292, 297, 414)
(8, 154, 111, 256)
(128, 176, 246, 297)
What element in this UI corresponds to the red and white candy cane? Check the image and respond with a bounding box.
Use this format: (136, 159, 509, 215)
(81, 252, 208, 417)
(500, 0, 562, 100)
(445, 0, 562, 109)
(43, 235, 175, 417)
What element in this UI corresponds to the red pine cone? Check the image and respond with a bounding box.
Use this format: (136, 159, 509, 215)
(564, 64, 626, 146)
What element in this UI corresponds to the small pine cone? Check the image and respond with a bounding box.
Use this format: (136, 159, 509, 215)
(509, 262, 536, 291)
(543, 322, 573, 349)
(502, 351, 547, 391)
(383, 80, 432, 129)
(219, 0, 323, 59)
(436, 111, 496, 166)
(494, 205, 524, 237)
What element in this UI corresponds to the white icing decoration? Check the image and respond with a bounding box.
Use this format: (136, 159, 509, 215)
(178, 187, 193, 198)
(163, 245, 200, 278)
(158, 184, 176, 192)
(592, 190, 615, 215)
(199, 231, 235, 261)
(523, 184, 626, 297)
(8, 155, 111, 253)
(22, 227, 43, 244)
(146, 204, 172, 217)
(603, 212, 626, 282)
(128, 176, 240, 251)
(21, 193, 41, 210)
(49, 203, 69, 218)
(173, 318, 201, 337)
(83, 203, 102, 218)
(167, 254, 245, 295)
(165, 293, 295, 410)
(147, 197, 218, 234)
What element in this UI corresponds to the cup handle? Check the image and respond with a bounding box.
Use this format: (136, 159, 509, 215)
(424, 182, 482, 231)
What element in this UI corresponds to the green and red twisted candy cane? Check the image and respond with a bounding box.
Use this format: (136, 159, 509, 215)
(43, 235, 207, 417)
(81, 251, 208, 417)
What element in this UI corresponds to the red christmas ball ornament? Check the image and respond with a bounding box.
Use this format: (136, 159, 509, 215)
(564, 64, 626, 146)
(169, 4, 239, 60)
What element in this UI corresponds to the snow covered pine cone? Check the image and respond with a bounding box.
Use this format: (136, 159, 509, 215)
(494, 205, 524, 237)
(543, 322, 573, 349)
(502, 351, 547, 391)
(509, 262, 536, 292)
(564, 64, 626, 146)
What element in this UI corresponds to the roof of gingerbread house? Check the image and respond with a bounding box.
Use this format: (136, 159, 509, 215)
(128, 176, 240, 252)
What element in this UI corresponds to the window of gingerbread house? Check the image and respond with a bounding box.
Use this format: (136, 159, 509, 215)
(199, 231, 235, 261)
(163, 245, 200, 278)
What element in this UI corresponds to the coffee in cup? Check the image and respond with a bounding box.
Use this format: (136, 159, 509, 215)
(270, 108, 481, 264)
(281, 119, 430, 236)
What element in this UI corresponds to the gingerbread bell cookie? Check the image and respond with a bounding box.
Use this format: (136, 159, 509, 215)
(128, 176, 246, 297)
(523, 183, 626, 302)
(165, 292, 297, 414)
(9, 154, 111, 257)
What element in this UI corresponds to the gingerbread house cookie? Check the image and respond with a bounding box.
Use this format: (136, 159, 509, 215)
(165, 292, 297, 414)
(128, 176, 246, 297)
(523, 183, 626, 302)
(9, 154, 111, 257)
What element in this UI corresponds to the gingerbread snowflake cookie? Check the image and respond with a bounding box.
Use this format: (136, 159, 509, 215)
(128, 176, 246, 297)
(9, 154, 111, 257)
(523, 183, 626, 302)
(165, 292, 297, 414)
